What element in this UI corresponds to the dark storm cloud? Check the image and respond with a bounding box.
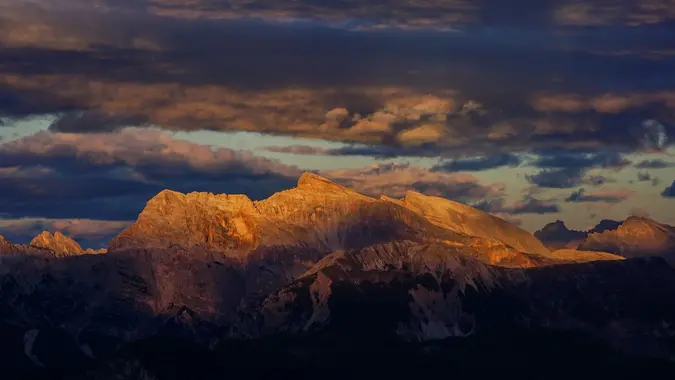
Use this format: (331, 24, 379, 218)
(0, 129, 507, 222)
(531, 151, 631, 170)
(0, 0, 674, 157)
(472, 197, 559, 215)
(0, 128, 302, 220)
(319, 163, 505, 201)
(526, 167, 584, 189)
(565, 188, 634, 203)
(431, 153, 521, 172)
(48, 111, 149, 133)
(526, 151, 632, 188)
(662, 181, 675, 198)
(635, 159, 675, 168)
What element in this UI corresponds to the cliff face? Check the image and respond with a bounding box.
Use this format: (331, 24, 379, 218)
(259, 239, 675, 346)
(29, 231, 85, 257)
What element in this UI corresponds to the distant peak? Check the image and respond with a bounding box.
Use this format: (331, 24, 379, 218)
(296, 172, 347, 191)
(30, 230, 84, 256)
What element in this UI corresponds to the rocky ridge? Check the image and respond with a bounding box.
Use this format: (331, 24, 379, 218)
(109, 173, 605, 269)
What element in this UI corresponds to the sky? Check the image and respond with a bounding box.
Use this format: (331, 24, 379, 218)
(0, 0, 674, 247)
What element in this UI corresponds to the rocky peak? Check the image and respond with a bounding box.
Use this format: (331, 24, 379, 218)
(590, 219, 621, 233)
(29, 231, 85, 257)
(534, 221, 587, 250)
(109, 188, 262, 255)
(296, 172, 351, 193)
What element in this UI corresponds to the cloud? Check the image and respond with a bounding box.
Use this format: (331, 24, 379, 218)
(531, 151, 631, 170)
(526, 167, 585, 188)
(0, 128, 302, 220)
(320, 162, 505, 201)
(431, 153, 521, 172)
(473, 197, 559, 215)
(635, 171, 661, 186)
(1, 12, 674, 159)
(635, 159, 675, 169)
(662, 181, 675, 198)
(263, 145, 332, 155)
(630, 207, 651, 218)
(553, 1, 675, 27)
(531, 92, 675, 114)
(526, 151, 631, 188)
(48, 111, 148, 133)
(565, 188, 635, 203)
(637, 171, 652, 181)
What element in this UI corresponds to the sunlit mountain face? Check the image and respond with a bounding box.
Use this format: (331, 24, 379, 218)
(1, 0, 675, 377)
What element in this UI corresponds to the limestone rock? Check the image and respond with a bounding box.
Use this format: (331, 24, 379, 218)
(29, 231, 85, 257)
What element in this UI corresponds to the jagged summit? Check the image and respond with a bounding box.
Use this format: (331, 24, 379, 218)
(30, 231, 85, 257)
(297, 172, 339, 188)
(109, 175, 580, 267)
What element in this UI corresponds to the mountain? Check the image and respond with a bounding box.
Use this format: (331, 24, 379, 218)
(536, 217, 675, 261)
(534, 220, 587, 250)
(1, 173, 675, 377)
(579, 217, 675, 260)
(30, 231, 85, 257)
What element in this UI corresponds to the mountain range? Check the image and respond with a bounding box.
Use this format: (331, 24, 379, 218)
(2, 173, 675, 378)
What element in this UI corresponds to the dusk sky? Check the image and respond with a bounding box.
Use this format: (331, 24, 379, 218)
(1, 0, 674, 247)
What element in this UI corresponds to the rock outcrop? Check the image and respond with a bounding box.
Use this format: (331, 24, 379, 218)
(29, 231, 85, 257)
